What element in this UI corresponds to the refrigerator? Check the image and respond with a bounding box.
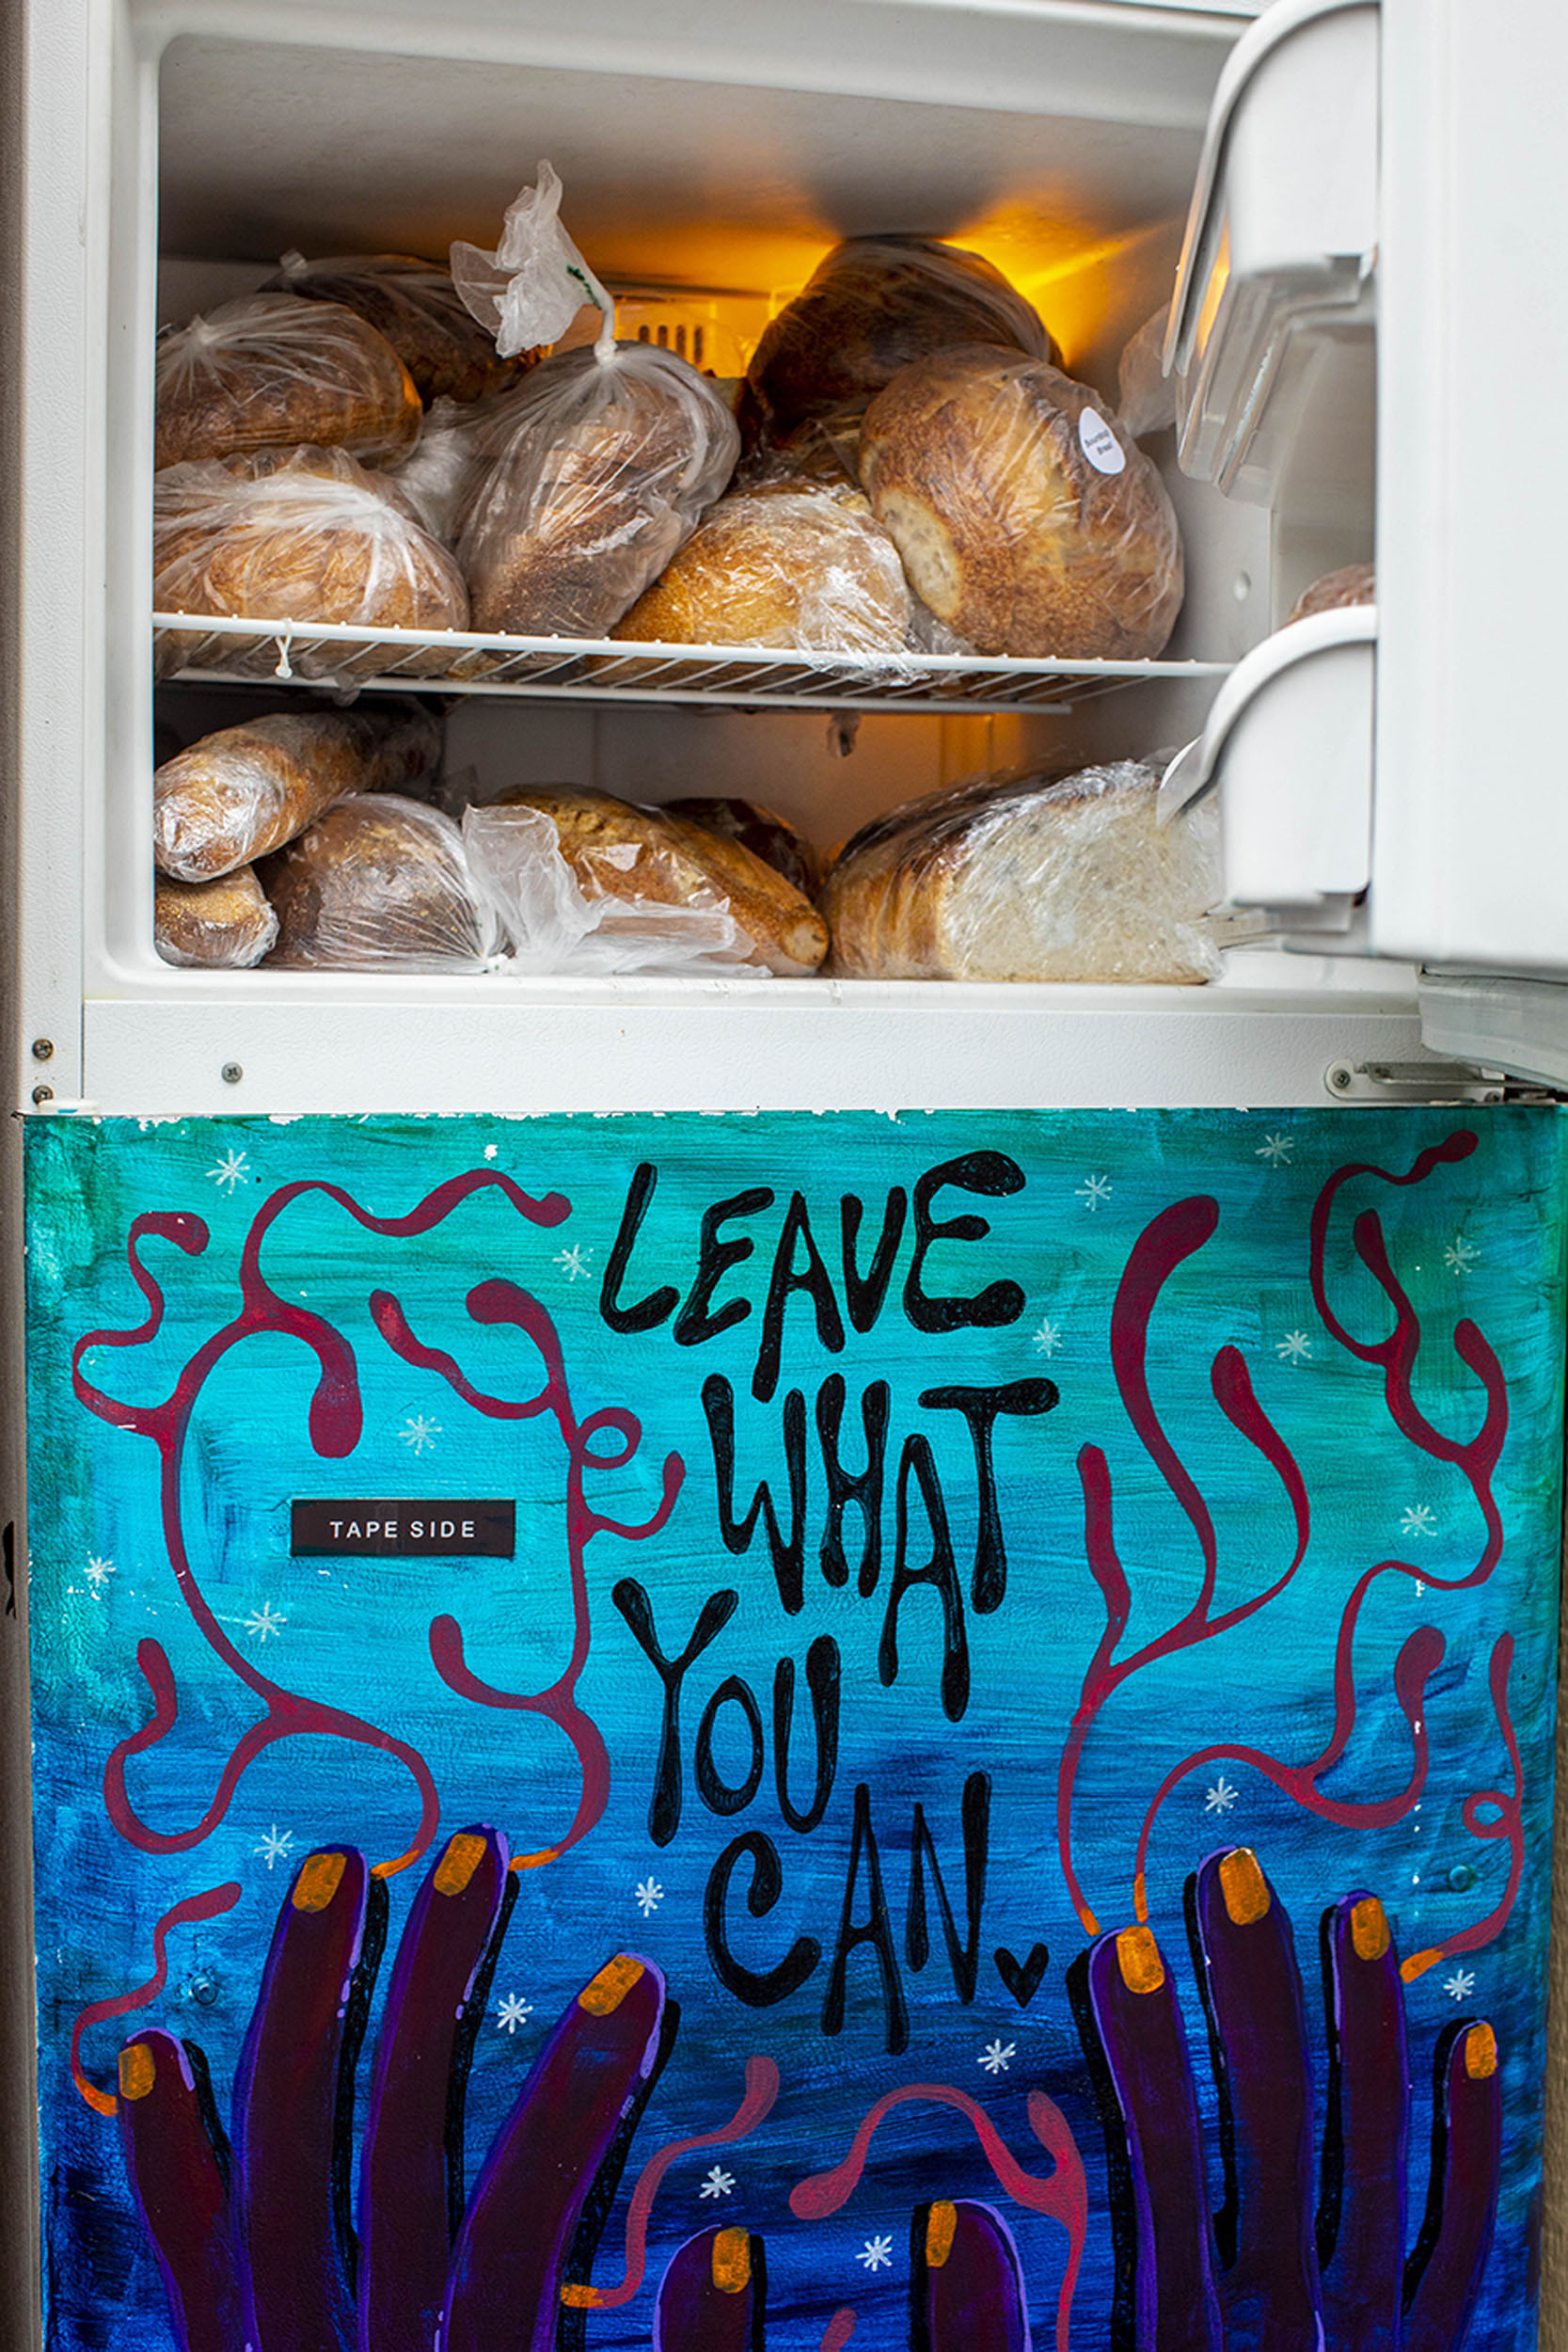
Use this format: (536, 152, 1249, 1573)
(8, 2, 1568, 2348)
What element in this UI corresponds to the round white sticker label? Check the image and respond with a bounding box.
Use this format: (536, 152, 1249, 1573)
(1078, 408, 1127, 476)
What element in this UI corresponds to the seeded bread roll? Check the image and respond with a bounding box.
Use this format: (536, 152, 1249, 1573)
(661, 798, 818, 898)
(261, 796, 496, 970)
(493, 786, 828, 976)
(857, 348, 1184, 660)
(820, 762, 1219, 983)
(153, 446, 469, 682)
(155, 292, 421, 470)
(154, 867, 278, 969)
(748, 236, 1057, 442)
(265, 253, 530, 406)
(154, 707, 442, 882)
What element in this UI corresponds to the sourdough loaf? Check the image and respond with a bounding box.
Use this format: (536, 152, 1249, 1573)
(1288, 563, 1376, 623)
(265, 253, 530, 405)
(262, 796, 496, 969)
(155, 293, 421, 470)
(661, 798, 818, 898)
(154, 707, 442, 882)
(154, 867, 278, 969)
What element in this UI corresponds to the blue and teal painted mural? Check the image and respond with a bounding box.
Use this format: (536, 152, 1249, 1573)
(24, 1106, 1568, 2351)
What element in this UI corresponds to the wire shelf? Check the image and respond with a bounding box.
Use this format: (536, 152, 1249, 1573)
(152, 612, 1232, 716)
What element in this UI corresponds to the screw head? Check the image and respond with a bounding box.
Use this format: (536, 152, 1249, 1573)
(221, 1062, 244, 1086)
(1327, 1063, 1354, 1092)
(30, 1038, 53, 1062)
(31, 1085, 53, 1106)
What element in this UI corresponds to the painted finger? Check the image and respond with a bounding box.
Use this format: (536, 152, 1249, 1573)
(1085, 1924, 1222, 2351)
(1316, 1892, 1408, 2349)
(1402, 2022, 1502, 2352)
(439, 1952, 667, 2352)
(232, 1847, 381, 2352)
(357, 1825, 514, 2352)
(1190, 1847, 1322, 2345)
(653, 2225, 765, 2352)
(912, 2199, 1027, 2352)
(117, 2029, 245, 2352)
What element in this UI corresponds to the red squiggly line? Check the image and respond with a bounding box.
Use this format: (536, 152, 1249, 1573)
(561, 2057, 780, 2309)
(819, 2315, 856, 2351)
(789, 2084, 1086, 2352)
(70, 1880, 242, 2115)
(375, 1277, 683, 1868)
(71, 1173, 570, 1879)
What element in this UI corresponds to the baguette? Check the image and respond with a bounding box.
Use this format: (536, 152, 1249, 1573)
(154, 707, 442, 882)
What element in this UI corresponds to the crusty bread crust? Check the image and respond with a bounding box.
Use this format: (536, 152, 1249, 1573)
(154, 867, 278, 968)
(156, 293, 421, 469)
(261, 796, 491, 969)
(154, 707, 442, 882)
(264, 255, 529, 406)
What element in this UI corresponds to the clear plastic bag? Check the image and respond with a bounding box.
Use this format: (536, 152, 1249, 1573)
(261, 796, 500, 970)
(464, 803, 758, 975)
(1288, 562, 1375, 622)
(154, 707, 442, 882)
(267, 252, 528, 405)
(155, 291, 421, 470)
(152, 446, 470, 683)
(450, 161, 611, 363)
(857, 349, 1184, 660)
(820, 761, 1221, 983)
(1117, 306, 1178, 439)
(154, 868, 278, 969)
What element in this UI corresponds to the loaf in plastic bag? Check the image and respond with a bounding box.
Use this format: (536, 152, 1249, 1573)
(660, 797, 818, 898)
(746, 236, 1058, 444)
(152, 446, 470, 682)
(857, 349, 1184, 660)
(265, 253, 529, 405)
(154, 707, 442, 882)
(470, 787, 828, 975)
(262, 796, 499, 970)
(1117, 305, 1178, 439)
(819, 761, 1221, 982)
(155, 867, 278, 969)
(155, 292, 421, 470)
(1288, 562, 1375, 622)
(612, 480, 911, 657)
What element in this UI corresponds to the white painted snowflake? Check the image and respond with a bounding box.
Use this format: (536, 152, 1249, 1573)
(979, 2039, 1016, 2075)
(1205, 1776, 1239, 1815)
(483, 1143, 498, 1160)
(1031, 1319, 1063, 1359)
(555, 1244, 594, 1283)
(1414, 1581, 1426, 1597)
(1444, 1236, 1480, 1278)
(859, 2236, 895, 2274)
(401, 1413, 442, 1455)
(244, 1601, 286, 1644)
(206, 1148, 250, 1194)
(1275, 1330, 1314, 1363)
(496, 1993, 533, 2035)
(1076, 1174, 1113, 1212)
(699, 2167, 736, 2200)
(1400, 1504, 1436, 1539)
(635, 1877, 664, 1918)
(86, 1555, 116, 1592)
(254, 1824, 295, 1870)
(1256, 1133, 1295, 1167)
(1444, 1969, 1477, 2003)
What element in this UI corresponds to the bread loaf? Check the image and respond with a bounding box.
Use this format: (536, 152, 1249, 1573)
(155, 867, 278, 969)
(265, 253, 529, 405)
(661, 798, 818, 898)
(613, 481, 911, 657)
(155, 707, 442, 882)
(155, 293, 421, 470)
(261, 796, 497, 970)
(748, 237, 1057, 443)
(820, 762, 1220, 982)
(492, 787, 828, 975)
(152, 446, 469, 682)
(1288, 563, 1375, 623)
(857, 349, 1184, 660)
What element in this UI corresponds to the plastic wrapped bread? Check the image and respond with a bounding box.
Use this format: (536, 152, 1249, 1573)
(265, 253, 529, 405)
(857, 349, 1184, 660)
(612, 481, 911, 657)
(820, 762, 1221, 982)
(154, 707, 442, 882)
(1288, 562, 1375, 623)
(152, 446, 469, 681)
(154, 867, 278, 969)
(661, 798, 818, 898)
(485, 787, 828, 975)
(155, 293, 421, 469)
(747, 236, 1058, 443)
(456, 344, 740, 640)
(261, 796, 499, 970)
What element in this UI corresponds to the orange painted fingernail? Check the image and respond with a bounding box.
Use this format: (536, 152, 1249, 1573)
(1465, 2023, 1497, 2080)
(712, 2228, 751, 2294)
(435, 1832, 487, 1896)
(578, 1955, 645, 2015)
(1219, 1849, 1270, 1926)
(1350, 1897, 1390, 1961)
(926, 2201, 958, 2268)
(1117, 1925, 1164, 1994)
(293, 1851, 347, 1912)
(119, 2043, 156, 2101)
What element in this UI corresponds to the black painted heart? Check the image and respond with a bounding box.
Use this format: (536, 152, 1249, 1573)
(993, 1943, 1050, 2007)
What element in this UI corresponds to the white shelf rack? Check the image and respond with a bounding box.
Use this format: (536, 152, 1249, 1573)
(152, 612, 1233, 717)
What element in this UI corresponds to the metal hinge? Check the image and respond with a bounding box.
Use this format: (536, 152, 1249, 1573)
(1323, 1059, 1560, 1105)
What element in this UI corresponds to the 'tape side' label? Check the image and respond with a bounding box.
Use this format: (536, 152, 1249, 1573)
(291, 1500, 515, 1555)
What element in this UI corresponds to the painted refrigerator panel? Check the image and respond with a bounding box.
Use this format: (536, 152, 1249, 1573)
(24, 1106, 1567, 2352)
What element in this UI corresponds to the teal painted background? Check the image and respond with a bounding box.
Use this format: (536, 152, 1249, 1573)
(24, 1107, 1568, 2350)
